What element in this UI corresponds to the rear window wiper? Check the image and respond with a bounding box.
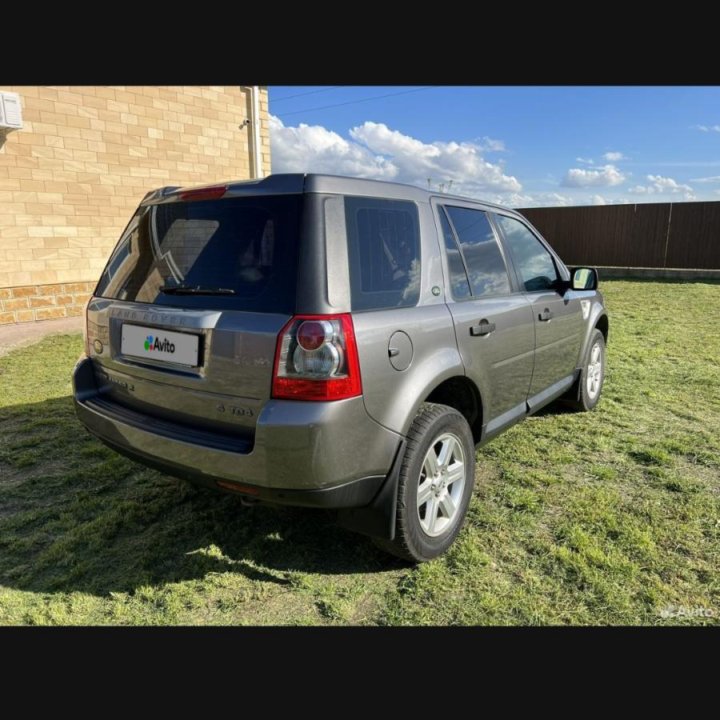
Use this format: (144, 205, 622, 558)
(160, 285, 236, 296)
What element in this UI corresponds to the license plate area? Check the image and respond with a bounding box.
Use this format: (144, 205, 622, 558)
(120, 324, 201, 368)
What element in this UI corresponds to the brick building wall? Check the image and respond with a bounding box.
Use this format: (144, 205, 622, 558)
(0, 85, 271, 324)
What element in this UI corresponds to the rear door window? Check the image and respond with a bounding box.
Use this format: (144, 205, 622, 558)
(438, 207, 471, 299)
(344, 196, 421, 311)
(443, 206, 511, 297)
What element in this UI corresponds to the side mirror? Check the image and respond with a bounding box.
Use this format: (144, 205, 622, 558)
(571, 267, 598, 291)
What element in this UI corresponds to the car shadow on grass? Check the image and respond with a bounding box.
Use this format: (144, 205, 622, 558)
(0, 396, 404, 598)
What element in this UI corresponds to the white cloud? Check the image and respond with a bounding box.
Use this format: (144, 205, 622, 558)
(514, 192, 634, 208)
(648, 174, 693, 193)
(689, 175, 720, 183)
(629, 174, 696, 200)
(270, 116, 522, 196)
(695, 124, 720, 132)
(562, 164, 627, 188)
(349, 122, 521, 194)
(538, 192, 573, 206)
(503, 191, 573, 208)
(573, 152, 626, 167)
(478, 136, 506, 152)
(268, 116, 396, 179)
(588, 194, 630, 205)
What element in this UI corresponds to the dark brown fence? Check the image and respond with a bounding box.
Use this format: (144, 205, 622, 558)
(518, 201, 720, 270)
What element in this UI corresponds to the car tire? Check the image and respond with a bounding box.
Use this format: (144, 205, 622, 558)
(563, 328, 606, 412)
(374, 403, 475, 562)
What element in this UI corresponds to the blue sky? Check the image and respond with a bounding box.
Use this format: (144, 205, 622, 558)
(268, 86, 720, 207)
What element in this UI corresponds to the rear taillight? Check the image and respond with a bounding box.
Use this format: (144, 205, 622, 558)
(272, 313, 362, 401)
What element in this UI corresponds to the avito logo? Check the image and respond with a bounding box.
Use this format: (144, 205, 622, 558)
(143, 335, 176, 354)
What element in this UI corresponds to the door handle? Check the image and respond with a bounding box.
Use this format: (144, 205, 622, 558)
(470, 320, 496, 337)
(538, 309, 553, 322)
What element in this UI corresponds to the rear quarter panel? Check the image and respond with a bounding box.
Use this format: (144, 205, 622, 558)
(353, 201, 465, 436)
(354, 304, 464, 435)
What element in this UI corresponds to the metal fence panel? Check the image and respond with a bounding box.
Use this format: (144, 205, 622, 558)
(518, 201, 720, 270)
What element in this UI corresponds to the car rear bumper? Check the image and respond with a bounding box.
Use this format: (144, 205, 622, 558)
(72, 356, 402, 508)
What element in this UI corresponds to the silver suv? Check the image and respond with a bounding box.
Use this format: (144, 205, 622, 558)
(73, 174, 608, 561)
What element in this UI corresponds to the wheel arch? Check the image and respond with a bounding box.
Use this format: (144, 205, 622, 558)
(595, 313, 609, 343)
(424, 375, 484, 444)
(577, 306, 609, 370)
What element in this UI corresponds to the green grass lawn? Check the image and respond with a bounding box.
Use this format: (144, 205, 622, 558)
(1, 280, 719, 625)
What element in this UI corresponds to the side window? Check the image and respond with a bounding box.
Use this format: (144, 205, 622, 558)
(345, 196, 421, 311)
(438, 208, 471, 299)
(444, 206, 511, 297)
(495, 215, 558, 292)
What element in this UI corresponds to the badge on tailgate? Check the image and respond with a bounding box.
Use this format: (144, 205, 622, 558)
(121, 324, 200, 367)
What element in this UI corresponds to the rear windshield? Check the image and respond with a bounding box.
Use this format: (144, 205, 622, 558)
(95, 194, 302, 312)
